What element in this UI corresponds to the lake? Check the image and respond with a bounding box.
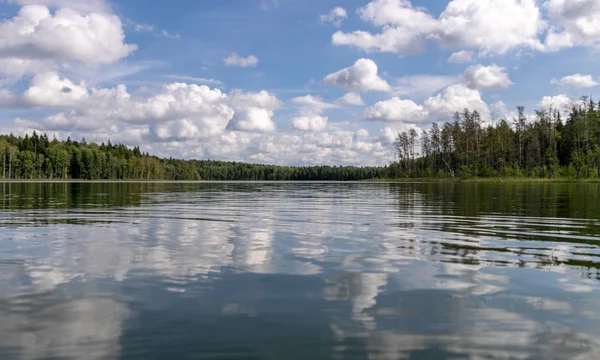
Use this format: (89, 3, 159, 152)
(1, 182, 600, 359)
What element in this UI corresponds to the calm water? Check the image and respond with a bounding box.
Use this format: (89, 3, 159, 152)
(1, 182, 600, 359)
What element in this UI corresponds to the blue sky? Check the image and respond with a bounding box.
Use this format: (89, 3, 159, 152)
(0, 0, 599, 165)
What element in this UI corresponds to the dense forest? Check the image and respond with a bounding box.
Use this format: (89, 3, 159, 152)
(0, 133, 386, 181)
(1, 97, 600, 181)
(390, 97, 600, 179)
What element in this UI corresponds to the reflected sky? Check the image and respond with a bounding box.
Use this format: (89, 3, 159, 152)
(1, 182, 600, 359)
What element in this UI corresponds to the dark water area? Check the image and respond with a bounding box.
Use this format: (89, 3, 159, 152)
(1, 182, 600, 359)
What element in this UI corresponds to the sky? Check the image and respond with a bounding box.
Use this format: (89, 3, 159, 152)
(0, 0, 599, 166)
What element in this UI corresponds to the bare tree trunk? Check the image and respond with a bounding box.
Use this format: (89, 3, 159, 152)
(8, 150, 12, 179)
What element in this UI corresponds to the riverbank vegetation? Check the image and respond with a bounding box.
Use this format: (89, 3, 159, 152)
(390, 98, 600, 180)
(0, 133, 385, 181)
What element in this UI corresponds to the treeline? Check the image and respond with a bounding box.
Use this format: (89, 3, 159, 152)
(0, 133, 386, 181)
(391, 98, 600, 179)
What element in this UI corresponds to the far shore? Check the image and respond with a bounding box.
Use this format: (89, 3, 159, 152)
(365, 177, 600, 183)
(1, 178, 600, 184)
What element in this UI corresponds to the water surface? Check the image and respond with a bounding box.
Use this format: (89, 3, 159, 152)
(1, 182, 600, 359)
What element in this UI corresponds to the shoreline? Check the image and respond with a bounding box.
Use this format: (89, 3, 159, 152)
(365, 177, 600, 183)
(1, 178, 600, 184)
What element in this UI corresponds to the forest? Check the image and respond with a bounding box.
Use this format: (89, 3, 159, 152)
(1, 97, 599, 181)
(390, 97, 600, 179)
(0, 133, 386, 181)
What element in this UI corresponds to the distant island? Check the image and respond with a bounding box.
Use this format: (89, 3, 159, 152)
(1, 99, 599, 181)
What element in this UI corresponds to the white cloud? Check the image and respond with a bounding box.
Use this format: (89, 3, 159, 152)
(544, 0, 600, 51)
(291, 113, 328, 132)
(424, 84, 491, 122)
(332, 27, 426, 55)
(364, 97, 429, 123)
(463, 64, 512, 90)
(229, 89, 282, 110)
(20, 77, 282, 135)
(333, 0, 546, 55)
(223, 53, 259, 68)
(0, 57, 50, 81)
(227, 90, 282, 132)
(228, 107, 276, 132)
(551, 74, 599, 88)
(447, 50, 473, 63)
(148, 119, 200, 142)
(332, 0, 438, 54)
(323, 58, 391, 92)
(320, 7, 347, 27)
(358, 0, 438, 28)
(290, 95, 339, 132)
(539, 94, 584, 117)
(23, 72, 88, 107)
(355, 128, 370, 139)
(336, 92, 365, 106)
(292, 95, 338, 109)
(0, 5, 136, 66)
(435, 0, 545, 54)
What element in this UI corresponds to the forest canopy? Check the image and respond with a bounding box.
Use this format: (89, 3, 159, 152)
(390, 98, 600, 179)
(0, 133, 385, 181)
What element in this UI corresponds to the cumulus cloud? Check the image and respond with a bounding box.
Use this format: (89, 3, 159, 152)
(223, 53, 259, 68)
(447, 50, 473, 63)
(539, 94, 585, 117)
(323, 58, 391, 92)
(355, 129, 370, 139)
(290, 95, 338, 132)
(0, 5, 136, 66)
(463, 64, 512, 90)
(148, 119, 200, 142)
(0, 57, 50, 81)
(424, 84, 491, 122)
(360, 81, 493, 125)
(228, 107, 276, 132)
(226, 90, 282, 132)
(435, 0, 545, 54)
(551, 74, 599, 88)
(23, 72, 88, 107)
(333, 0, 546, 55)
(291, 95, 338, 109)
(320, 6, 347, 27)
(544, 0, 600, 51)
(291, 113, 328, 132)
(364, 97, 429, 123)
(332, 0, 438, 54)
(18, 75, 284, 136)
(336, 92, 365, 106)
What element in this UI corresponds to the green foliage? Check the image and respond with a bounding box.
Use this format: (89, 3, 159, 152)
(391, 99, 600, 179)
(0, 132, 387, 181)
